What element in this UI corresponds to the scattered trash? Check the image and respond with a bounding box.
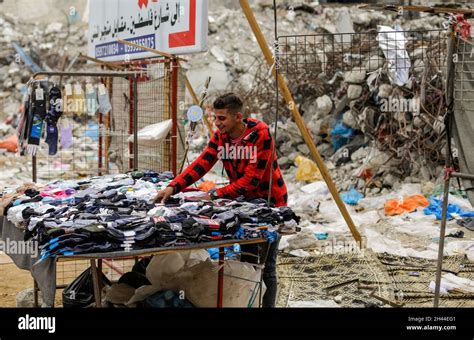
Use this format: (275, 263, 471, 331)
(315, 232, 328, 240)
(294, 155, 323, 182)
(341, 186, 364, 205)
(384, 194, 429, 216)
(330, 122, 354, 151)
(0, 134, 18, 153)
(423, 197, 474, 220)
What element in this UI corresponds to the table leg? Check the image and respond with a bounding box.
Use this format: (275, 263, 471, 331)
(90, 259, 102, 307)
(217, 247, 224, 308)
(33, 279, 39, 308)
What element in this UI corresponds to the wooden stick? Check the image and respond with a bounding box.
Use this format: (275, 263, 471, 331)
(78, 53, 125, 70)
(240, 0, 361, 242)
(117, 39, 187, 61)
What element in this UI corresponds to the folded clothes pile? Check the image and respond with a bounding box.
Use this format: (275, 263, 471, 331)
(3, 171, 300, 262)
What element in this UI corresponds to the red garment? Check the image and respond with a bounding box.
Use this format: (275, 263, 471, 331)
(169, 118, 288, 206)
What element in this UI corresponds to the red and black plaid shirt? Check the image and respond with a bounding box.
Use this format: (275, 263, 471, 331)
(169, 118, 288, 206)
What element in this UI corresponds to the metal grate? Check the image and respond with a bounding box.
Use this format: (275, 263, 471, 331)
(277, 29, 448, 178)
(109, 59, 185, 174)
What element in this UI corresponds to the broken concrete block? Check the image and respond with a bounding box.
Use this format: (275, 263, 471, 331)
(347, 85, 363, 99)
(210, 46, 226, 63)
(344, 69, 366, 84)
(342, 110, 357, 129)
(297, 143, 310, 155)
(315, 95, 333, 117)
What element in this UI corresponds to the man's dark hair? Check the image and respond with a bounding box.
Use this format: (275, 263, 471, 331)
(213, 93, 243, 114)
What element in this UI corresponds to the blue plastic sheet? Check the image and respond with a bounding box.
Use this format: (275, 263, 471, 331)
(341, 186, 364, 205)
(331, 122, 354, 150)
(423, 197, 474, 220)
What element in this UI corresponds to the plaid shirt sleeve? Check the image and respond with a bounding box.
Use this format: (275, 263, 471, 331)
(216, 129, 273, 199)
(168, 132, 220, 194)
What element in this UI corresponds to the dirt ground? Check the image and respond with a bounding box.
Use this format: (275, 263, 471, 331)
(0, 253, 33, 307)
(0, 253, 134, 307)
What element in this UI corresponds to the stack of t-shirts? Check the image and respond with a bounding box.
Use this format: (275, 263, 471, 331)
(4, 171, 300, 262)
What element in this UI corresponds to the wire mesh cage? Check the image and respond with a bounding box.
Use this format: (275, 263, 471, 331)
(25, 74, 132, 183)
(450, 34, 474, 205)
(108, 59, 185, 175)
(277, 29, 448, 178)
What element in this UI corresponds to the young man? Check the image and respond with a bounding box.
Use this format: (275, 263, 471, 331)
(154, 93, 288, 307)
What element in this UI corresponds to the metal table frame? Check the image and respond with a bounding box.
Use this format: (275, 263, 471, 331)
(55, 238, 270, 308)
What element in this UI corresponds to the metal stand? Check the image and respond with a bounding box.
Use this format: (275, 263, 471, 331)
(433, 170, 474, 307)
(29, 71, 139, 182)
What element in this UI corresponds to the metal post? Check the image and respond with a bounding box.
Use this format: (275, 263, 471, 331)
(32, 155, 37, 182)
(133, 75, 139, 170)
(433, 172, 450, 307)
(217, 247, 225, 308)
(98, 111, 103, 175)
(239, 0, 361, 242)
(171, 58, 179, 176)
(90, 259, 102, 307)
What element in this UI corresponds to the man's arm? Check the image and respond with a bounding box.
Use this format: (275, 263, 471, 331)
(215, 129, 273, 199)
(168, 132, 220, 194)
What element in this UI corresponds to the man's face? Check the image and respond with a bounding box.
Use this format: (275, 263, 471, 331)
(213, 108, 241, 134)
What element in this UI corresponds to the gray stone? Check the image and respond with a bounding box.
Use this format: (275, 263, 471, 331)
(378, 84, 392, 98)
(210, 46, 226, 63)
(288, 152, 298, 163)
(16, 288, 43, 308)
(279, 156, 290, 166)
(344, 69, 366, 84)
(347, 85, 362, 100)
(383, 173, 396, 187)
(297, 143, 310, 155)
(342, 110, 357, 129)
(365, 55, 384, 72)
(315, 95, 333, 117)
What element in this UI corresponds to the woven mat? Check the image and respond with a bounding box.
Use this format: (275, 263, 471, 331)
(377, 253, 474, 307)
(277, 249, 474, 307)
(276, 249, 395, 307)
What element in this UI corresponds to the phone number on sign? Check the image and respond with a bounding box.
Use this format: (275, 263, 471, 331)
(124, 36, 155, 53)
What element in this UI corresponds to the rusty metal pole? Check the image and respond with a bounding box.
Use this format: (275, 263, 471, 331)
(239, 0, 361, 242)
(171, 58, 179, 176)
(217, 247, 225, 308)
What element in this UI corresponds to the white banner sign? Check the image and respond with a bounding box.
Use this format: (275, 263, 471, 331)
(88, 0, 208, 61)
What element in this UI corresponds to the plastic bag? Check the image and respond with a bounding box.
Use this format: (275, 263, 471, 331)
(295, 155, 323, 182)
(384, 194, 429, 216)
(127, 119, 173, 146)
(0, 134, 18, 153)
(423, 196, 474, 220)
(62, 267, 111, 308)
(377, 26, 411, 86)
(341, 186, 364, 205)
(331, 122, 354, 151)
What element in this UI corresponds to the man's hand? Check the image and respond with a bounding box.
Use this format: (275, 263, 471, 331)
(153, 187, 175, 204)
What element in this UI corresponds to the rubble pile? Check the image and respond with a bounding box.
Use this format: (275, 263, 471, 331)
(0, 11, 95, 188)
(0, 13, 88, 117)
